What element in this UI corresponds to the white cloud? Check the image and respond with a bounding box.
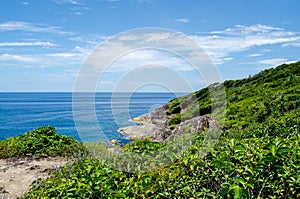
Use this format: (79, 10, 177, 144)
(70, 34, 108, 45)
(0, 51, 86, 68)
(20, 2, 29, 5)
(52, 0, 82, 5)
(82, 30, 212, 75)
(81, 24, 300, 76)
(211, 24, 284, 35)
(0, 21, 72, 35)
(135, 0, 152, 3)
(257, 58, 297, 66)
(46, 53, 81, 58)
(192, 24, 300, 64)
(107, 50, 193, 72)
(83, 24, 300, 71)
(249, 53, 263, 57)
(100, 0, 120, 2)
(223, 57, 234, 61)
(1, 24, 299, 75)
(74, 46, 90, 54)
(282, 42, 300, 47)
(175, 18, 189, 23)
(0, 41, 57, 47)
(0, 54, 40, 63)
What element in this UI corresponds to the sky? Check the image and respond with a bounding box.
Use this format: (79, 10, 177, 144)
(0, 0, 300, 92)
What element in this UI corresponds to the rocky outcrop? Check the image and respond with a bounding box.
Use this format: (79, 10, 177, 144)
(119, 106, 170, 141)
(119, 105, 217, 143)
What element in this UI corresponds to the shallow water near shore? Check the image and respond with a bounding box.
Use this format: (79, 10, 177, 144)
(0, 92, 180, 144)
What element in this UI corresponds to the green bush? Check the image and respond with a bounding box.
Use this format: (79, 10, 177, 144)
(167, 114, 181, 125)
(0, 126, 87, 158)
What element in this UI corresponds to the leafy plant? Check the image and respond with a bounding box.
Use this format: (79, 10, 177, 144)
(0, 126, 87, 158)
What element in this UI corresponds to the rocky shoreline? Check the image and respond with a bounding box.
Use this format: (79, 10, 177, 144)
(119, 105, 217, 143)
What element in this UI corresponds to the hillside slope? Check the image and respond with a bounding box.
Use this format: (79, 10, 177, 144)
(121, 61, 299, 142)
(22, 62, 300, 198)
(166, 61, 299, 138)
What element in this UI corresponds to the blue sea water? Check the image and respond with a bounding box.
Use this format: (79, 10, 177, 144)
(0, 92, 179, 144)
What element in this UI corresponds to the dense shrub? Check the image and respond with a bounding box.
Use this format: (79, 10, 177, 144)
(0, 126, 87, 158)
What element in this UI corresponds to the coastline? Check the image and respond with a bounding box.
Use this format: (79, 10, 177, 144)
(119, 105, 217, 143)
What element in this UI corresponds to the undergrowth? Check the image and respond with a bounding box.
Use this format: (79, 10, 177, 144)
(0, 126, 87, 158)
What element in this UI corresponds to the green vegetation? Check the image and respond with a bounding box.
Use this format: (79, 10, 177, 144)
(7, 62, 300, 198)
(22, 133, 300, 198)
(0, 126, 87, 158)
(167, 62, 300, 135)
(122, 139, 164, 153)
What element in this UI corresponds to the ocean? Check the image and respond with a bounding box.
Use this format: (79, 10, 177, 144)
(0, 92, 179, 144)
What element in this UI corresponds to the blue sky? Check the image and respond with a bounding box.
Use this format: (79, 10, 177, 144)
(0, 0, 300, 91)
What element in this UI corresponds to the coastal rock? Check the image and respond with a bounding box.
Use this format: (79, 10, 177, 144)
(131, 114, 150, 125)
(120, 106, 171, 140)
(161, 115, 217, 142)
(110, 139, 119, 145)
(120, 125, 156, 140)
(119, 105, 217, 142)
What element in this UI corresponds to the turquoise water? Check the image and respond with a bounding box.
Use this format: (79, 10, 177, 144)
(0, 92, 178, 143)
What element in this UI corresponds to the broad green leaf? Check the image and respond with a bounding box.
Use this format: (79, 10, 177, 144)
(234, 143, 246, 152)
(260, 156, 276, 163)
(270, 144, 276, 156)
(230, 185, 242, 199)
(277, 147, 290, 156)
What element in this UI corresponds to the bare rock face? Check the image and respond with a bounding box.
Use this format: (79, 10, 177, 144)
(119, 125, 156, 140)
(119, 106, 171, 140)
(150, 114, 217, 143)
(119, 105, 217, 143)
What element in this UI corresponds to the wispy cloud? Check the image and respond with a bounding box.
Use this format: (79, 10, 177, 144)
(112, 25, 300, 66)
(1, 24, 299, 72)
(0, 53, 41, 63)
(0, 41, 57, 47)
(0, 21, 72, 35)
(69, 6, 90, 15)
(107, 50, 193, 72)
(46, 53, 82, 58)
(52, 0, 83, 5)
(175, 18, 189, 23)
(192, 24, 300, 64)
(257, 58, 297, 67)
(282, 42, 300, 47)
(249, 53, 263, 57)
(99, 0, 120, 2)
(70, 34, 108, 50)
(20, 2, 29, 5)
(211, 24, 284, 35)
(136, 0, 152, 3)
(0, 51, 86, 68)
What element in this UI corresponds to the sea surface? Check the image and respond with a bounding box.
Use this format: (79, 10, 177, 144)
(0, 92, 179, 144)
